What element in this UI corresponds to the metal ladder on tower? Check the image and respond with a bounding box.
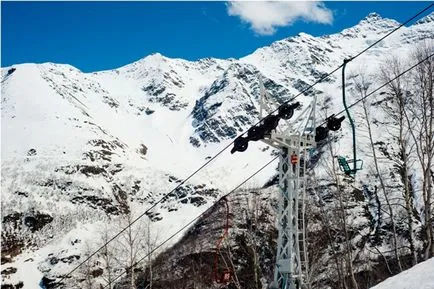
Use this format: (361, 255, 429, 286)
(259, 78, 316, 289)
(297, 162, 309, 287)
(295, 145, 311, 288)
(298, 107, 316, 288)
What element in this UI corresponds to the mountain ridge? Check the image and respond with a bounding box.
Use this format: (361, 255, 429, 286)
(1, 11, 433, 289)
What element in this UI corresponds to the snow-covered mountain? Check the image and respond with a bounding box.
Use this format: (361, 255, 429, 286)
(1, 12, 433, 289)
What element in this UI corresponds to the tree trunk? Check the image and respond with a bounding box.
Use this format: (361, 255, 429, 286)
(327, 139, 359, 289)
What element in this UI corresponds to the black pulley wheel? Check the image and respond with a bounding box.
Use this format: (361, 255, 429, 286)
(247, 126, 265, 141)
(315, 126, 329, 142)
(278, 104, 294, 119)
(327, 115, 345, 131)
(231, 136, 249, 153)
(263, 115, 280, 131)
(327, 121, 341, 131)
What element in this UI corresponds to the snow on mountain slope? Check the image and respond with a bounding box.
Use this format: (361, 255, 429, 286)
(1, 11, 434, 288)
(370, 257, 434, 289)
(1, 45, 275, 289)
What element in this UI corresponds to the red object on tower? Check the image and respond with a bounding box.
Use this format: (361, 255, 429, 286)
(290, 152, 298, 165)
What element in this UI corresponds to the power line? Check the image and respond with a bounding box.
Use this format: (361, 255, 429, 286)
(56, 141, 232, 283)
(255, 3, 433, 120)
(345, 53, 434, 112)
(105, 51, 434, 289)
(57, 4, 433, 282)
(318, 51, 434, 128)
(101, 156, 279, 289)
(230, 3, 433, 153)
(350, 4, 433, 61)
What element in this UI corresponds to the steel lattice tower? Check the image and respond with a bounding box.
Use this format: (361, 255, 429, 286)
(259, 79, 316, 289)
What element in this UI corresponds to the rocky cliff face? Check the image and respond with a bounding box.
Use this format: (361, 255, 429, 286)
(1, 12, 433, 289)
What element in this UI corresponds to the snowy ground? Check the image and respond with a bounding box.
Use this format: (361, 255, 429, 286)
(370, 258, 434, 289)
(1, 11, 433, 289)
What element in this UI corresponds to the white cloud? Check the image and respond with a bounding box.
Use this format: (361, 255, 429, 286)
(227, 1, 333, 35)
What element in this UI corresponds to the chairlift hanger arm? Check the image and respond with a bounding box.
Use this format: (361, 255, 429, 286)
(342, 58, 358, 173)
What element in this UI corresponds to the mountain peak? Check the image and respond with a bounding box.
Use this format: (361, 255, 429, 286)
(144, 52, 167, 62)
(365, 12, 382, 21)
(119, 52, 167, 72)
(358, 12, 399, 27)
(348, 12, 400, 32)
(414, 11, 434, 25)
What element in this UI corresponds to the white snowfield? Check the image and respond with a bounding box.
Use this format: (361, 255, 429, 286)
(1, 11, 434, 289)
(370, 258, 434, 289)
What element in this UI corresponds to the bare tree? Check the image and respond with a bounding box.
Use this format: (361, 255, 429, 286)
(243, 194, 261, 289)
(310, 176, 347, 289)
(79, 241, 99, 289)
(408, 43, 434, 259)
(379, 61, 419, 266)
(98, 223, 116, 289)
(318, 133, 359, 289)
(107, 199, 157, 289)
(352, 67, 407, 270)
(224, 242, 242, 289)
(189, 237, 206, 289)
(381, 45, 434, 260)
(116, 212, 145, 289)
(143, 218, 159, 289)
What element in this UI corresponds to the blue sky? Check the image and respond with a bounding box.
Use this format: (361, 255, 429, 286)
(2, 1, 432, 72)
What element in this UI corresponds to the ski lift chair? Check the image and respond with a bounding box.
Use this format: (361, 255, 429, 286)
(337, 156, 363, 177)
